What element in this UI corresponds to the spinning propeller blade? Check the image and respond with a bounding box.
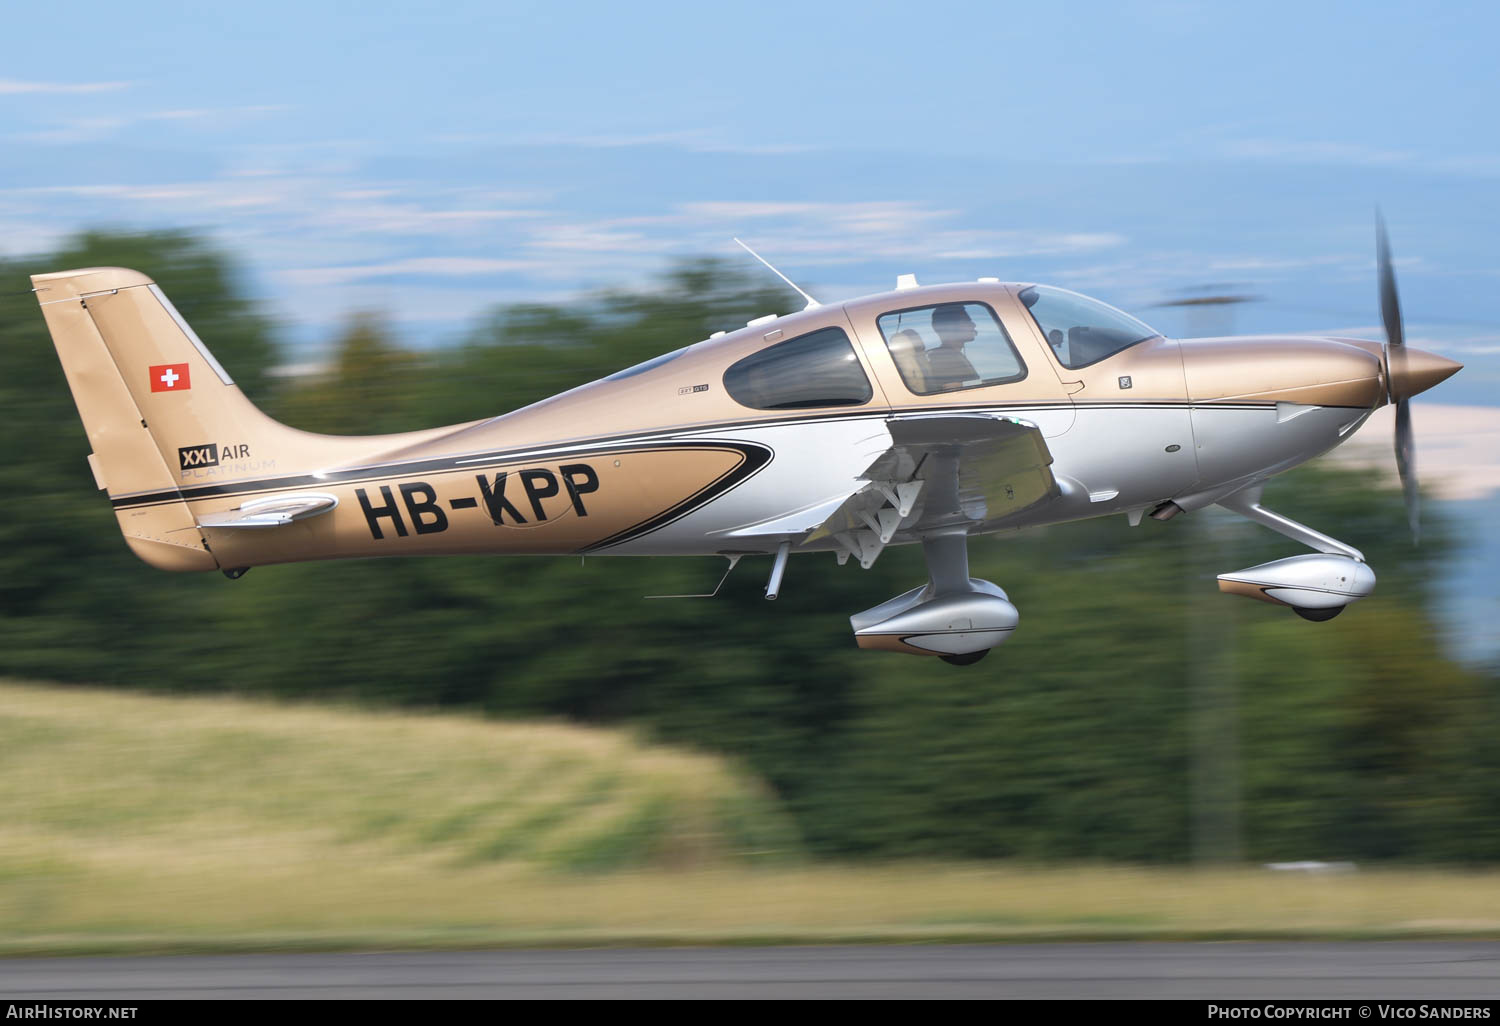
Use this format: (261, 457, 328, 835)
(1377, 212, 1419, 543)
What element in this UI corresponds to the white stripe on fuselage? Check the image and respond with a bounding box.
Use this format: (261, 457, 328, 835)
(610, 402, 1370, 556)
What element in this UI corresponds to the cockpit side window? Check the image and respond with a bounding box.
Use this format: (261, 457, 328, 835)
(1018, 285, 1163, 370)
(722, 326, 873, 410)
(875, 302, 1026, 395)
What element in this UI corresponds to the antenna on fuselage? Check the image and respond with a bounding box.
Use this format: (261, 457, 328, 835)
(732, 237, 821, 310)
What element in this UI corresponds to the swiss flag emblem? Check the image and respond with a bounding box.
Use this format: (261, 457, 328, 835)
(150, 364, 191, 392)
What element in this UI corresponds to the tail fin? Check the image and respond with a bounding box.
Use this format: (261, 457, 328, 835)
(32, 266, 447, 572)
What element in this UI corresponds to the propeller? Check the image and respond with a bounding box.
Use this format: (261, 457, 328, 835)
(1376, 212, 1419, 543)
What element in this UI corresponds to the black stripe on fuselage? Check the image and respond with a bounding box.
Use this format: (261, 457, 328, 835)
(580, 442, 773, 553)
(110, 439, 770, 515)
(106, 399, 1312, 512)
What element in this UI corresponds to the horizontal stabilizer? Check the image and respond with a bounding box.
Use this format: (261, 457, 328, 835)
(197, 493, 338, 529)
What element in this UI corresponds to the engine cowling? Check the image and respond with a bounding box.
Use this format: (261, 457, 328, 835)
(1217, 554, 1375, 619)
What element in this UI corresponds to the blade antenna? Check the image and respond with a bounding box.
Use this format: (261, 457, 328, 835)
(733, 237, 821, 309)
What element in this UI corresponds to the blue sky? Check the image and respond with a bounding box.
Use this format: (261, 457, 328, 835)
(2, 0, 1498, 400)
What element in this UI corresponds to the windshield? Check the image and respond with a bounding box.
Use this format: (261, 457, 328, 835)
(1018, 285, 1162, 369)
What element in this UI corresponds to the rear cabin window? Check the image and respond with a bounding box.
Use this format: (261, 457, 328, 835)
(722, 326, 873, 410)
(876, 302, 1026, 395)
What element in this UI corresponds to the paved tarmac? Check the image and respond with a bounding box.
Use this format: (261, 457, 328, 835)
(1, 943, 1498, 999)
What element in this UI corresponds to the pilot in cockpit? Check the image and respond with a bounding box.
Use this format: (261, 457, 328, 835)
(1047, 328, 1067, 365)
(925, 304, 980, 389)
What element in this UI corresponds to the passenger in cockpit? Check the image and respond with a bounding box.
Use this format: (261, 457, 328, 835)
(887, 328, 931, 392)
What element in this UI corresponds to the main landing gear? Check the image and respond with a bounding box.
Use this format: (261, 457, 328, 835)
(849, 530, 1017, 666)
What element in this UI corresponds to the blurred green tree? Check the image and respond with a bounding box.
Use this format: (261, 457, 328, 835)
(276, 311, 424, 435)
(0, 232, 278, 682)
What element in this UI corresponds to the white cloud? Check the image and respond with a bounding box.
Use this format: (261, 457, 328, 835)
(1417, 335, 1500, 356)
(145, 105, 286, 122)
(7, 179, 544, 239)
(931, 232, 1126, 261)
(530, 224, 674, 253)
(681, 201, 823, 220)
(277, 257, 533, 287)
(268, 280, 582, 340)
(432, 129, 820, 156)
(677, 199, 953, 241)
(1223, 138, 1413, 167)
(0, 78, 128, 95)
(31, 183, 223, 202)
(673, 201, 1116, 267)
(1221, 138, 1500, 177)
(310, 200, 543, 235)
(265, 361, 333, 379)
(0, 219, 71, 259)
(1048, 249, 1370, 302)
(1203, 255, 1350, 273)
(13, 105, 288, 144)
(16, 117, 131, 144)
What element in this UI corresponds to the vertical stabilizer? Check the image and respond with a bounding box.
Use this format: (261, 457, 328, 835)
(33, 268, 220, 570)
(35, 266, 481, 572)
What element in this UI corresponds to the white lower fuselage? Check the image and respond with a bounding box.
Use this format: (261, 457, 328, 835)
(607, 399, 1374, 557)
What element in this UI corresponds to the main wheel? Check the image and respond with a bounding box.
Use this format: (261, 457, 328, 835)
(1293, 605, 1343, 622)
(940, 650, 989, 666)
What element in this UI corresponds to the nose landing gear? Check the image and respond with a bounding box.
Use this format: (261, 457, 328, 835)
(1212, 487, 1375, 621)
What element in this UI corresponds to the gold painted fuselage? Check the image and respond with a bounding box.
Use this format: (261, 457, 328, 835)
(35, 269, 1459, 575)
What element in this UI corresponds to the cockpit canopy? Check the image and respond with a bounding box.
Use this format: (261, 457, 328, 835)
(1018, 284, 1162, 369)
(601, 281, 1166, 413)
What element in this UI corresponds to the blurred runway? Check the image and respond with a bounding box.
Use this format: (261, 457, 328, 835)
(3, 943, 1499, 999)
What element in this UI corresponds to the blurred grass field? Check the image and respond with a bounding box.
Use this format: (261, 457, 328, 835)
(2, 679, 1500, 955)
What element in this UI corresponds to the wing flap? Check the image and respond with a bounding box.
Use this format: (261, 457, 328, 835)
(808, 412, 1057, 567)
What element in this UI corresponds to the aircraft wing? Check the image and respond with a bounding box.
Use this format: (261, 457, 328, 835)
(196, 493, 338, 529)
(806, 412, 1058, 568)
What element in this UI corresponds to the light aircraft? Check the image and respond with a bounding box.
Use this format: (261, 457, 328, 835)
(32, 221, 1460, 664)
